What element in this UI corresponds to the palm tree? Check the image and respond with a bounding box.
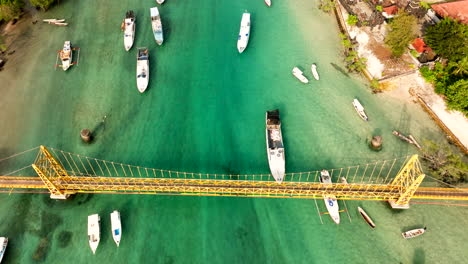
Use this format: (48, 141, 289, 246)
(448, 57, 468, 76)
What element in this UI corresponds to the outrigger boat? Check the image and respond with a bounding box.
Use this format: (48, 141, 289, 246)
(352, 99, 368, 121)
(292, 67, 309, 83)
(237, 12, 251, 53)
(88, 214, 100, 254)
(110, 210, 122, 247)
(320, 170, 340, 224)
(136, 47, 150, 93)
(150, 7, 164, 45)
(265, 0, 272, 7)
(60, 41, 72, 71)
(266, 110, 285, 183)
(358, 207, 376, 228)
(402, 227, 426, 239)
(0, 237, 7, 263)
(156, 0, 165, 4)
(123, 11, 135, 51)
(311, 63, 320, 80)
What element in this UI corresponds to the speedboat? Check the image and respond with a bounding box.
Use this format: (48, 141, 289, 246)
(292, 67, 309, 83)
(123, 11, 135, 51)
(320, 170, 340, 224)
(0, 237, 7, 263)
(358, 207, 376, 228)
(265, 0, 271, 7)
(156, 0, 165, 4)
(352, 99, 368, 121)
(88, 214, 100, 254)
(136, 47, 150, 93)
(266, 110, 285, 183)
(110, 210, 122, 247)
(237, 12, 251, 53)
(150, 7, 164, 45)
(311, 63, 320, 80)
(60, 41, 72, 71)
(402, 227, 426, 239)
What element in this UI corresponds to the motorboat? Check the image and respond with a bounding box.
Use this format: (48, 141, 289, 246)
(0, 237, 7, 263)
(110, 210, 122, 247)
(340, 177, 348, 184)
(265, 0, 272, 6)
(150, 7, 164, 45)
(402, 227, 426, 239)
(266, 110, 285, 183)
(358, 207, 376, 228)
(88, 214, 100, 254)
(60, 41, 72, 71)
(123, 11, 135, 51)
(43, 19, 65, 24)
(352, 99, 368, 121)
(237, 12, 251, 53)
(156, 0, 165, 4)
(136, 47, 150, 93)
(320, 170, 340, 224)
(311, 63, 320, 80)
(292, 67, 309, 83)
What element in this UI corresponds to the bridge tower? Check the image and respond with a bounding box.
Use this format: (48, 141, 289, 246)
(388, 155, 425, 209)
(32, 145, 74, 199)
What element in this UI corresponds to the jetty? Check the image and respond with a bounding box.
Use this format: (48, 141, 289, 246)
(392, 131, 422, 149)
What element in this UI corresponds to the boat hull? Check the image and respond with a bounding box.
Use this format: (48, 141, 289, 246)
(292, 67, 309, 83)
(311, 64, 320, 80)
(237, 13, 251, 53)
(150, 7, 164, 45)
(320, 170, 340, 224)
(60, 41, 72, 71)
(111, 211, 122, 247)
(358, 207, 375, 228)
(136, 48, 150, 93)
(0, 237, 7, 263)
(266, 110, 285, 183)
(88, 214, 100, 254)
(123, 14, 135, 51)
(352, 99, 368, 121)
(265, 0, 272, 6)
(402, 228, 426, 239)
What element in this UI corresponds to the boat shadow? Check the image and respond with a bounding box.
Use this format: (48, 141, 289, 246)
(330, 62, 350, 78)
(413, 248, 426, 264)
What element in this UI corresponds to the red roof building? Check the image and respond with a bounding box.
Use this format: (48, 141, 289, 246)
(412, 38, 432, 53)
(431, 0, 468, 24)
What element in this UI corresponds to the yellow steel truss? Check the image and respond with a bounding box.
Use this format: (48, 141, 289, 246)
(20, 146, 437, 205)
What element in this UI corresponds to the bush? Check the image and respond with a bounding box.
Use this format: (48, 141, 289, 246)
(0, 0, 23, 21)
(347, 15, 358, 26)
(385, 11, 417, 57)
(29, 0, 55, 11)
(376, 5, 383, 12)
(319, 0, 335, 13)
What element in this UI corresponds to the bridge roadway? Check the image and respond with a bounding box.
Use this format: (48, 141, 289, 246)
(0, 176, 467, 200)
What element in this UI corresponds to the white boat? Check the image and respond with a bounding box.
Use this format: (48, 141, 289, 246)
(150, 7, 164, 45)
(123, 11, 135, 51)
(352, 99, 368, 121)
(358, 207, 376, 228)
(292, 67, 309, 83)
(266, 110, 286, 183)
(402, 227, 426, 239)
(110, 210, 122, 247)
(311, 63, 320, 80)
(156, 0, 165, 4)
(265, 0, 271, 7)
(237, 12, 251, 53)
(88, 214, 100, 254)
(136, 47, 150, 93)
(60, 41, 72, 71)
(0, 237, 7, 263)
(320, 170, 340, 224)
(43, 18, 65, 23)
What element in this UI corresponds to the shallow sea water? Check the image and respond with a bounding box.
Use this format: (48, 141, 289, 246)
(0, 0, 467, 263)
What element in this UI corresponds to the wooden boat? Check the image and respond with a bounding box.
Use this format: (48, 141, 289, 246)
(265, 0, 272, 7)
(59, 41, 72, 71)
(402, 227, 426, 239)
(358, 207, 376, 228)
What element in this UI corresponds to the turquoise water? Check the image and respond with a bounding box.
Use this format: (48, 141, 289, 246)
(0, 0, 467, 263)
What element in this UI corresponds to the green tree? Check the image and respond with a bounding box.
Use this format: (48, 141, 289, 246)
(0, 0, 23, 21)
(384, 11, 417, 57)
(424, 18, 468, 62)
(29, 0, 55, 11)
(347, 15, 358, 26)
(376, 5, 383, 12)
(421, 140, 468, 184)
(445, 79, 468, 114)
(447, 57, 468, 76)
(319, 0, 335, 13)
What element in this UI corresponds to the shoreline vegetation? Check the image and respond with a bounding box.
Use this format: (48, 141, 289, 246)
(319, 0, 468, 155)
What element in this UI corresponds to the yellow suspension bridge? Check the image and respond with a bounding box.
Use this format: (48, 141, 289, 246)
(0, 146, 467, 208)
